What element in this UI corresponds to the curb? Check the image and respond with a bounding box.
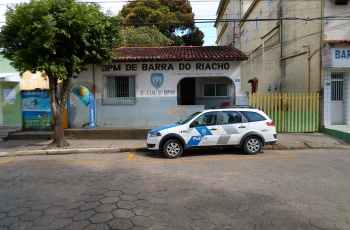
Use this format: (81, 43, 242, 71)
(1, 145, 350, 157)
(1, 147, 149, 157)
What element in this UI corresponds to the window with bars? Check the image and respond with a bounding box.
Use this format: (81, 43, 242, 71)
(331, 73, 343, 101)
(268, 0, 273, 15)
(103, 76, 136, 105)
(255, 17, 259, 30)
(264, 31, 279, 51)
(252, 45, 262, 61)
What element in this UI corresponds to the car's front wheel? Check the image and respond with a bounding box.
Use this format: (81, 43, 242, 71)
(243, 136, 262, 155)
(162, 139, 183, 159)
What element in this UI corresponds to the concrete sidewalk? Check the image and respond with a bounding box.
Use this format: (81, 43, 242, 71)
(1, 132, 349, 157)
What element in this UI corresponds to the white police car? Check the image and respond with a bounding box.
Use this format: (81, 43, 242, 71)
(147, 105, 277, 158)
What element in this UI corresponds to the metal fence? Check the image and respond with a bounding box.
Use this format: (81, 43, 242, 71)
(249, 92, 320, 132)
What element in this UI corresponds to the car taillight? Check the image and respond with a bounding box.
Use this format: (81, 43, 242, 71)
(266, 121, 275, 126)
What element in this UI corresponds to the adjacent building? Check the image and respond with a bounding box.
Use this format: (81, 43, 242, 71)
(215, 0, 350, 127)
(0, 55, 22, 126)
(322, 0, 350, 126)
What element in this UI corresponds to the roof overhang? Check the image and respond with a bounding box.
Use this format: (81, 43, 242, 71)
(0, 73, 21, 82)
(325, 40, 350, 44)
(113, 46, 248, 62)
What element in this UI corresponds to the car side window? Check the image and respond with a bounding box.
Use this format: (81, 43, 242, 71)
(240, 111, 266, 122)
(194, 112, 218, 126)
(221, 111, 242, 125)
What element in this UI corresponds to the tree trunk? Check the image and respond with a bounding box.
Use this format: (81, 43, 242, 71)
(47, 72, 69, 148)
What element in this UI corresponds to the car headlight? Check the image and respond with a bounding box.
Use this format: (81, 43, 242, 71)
(150, 132, 162, 137)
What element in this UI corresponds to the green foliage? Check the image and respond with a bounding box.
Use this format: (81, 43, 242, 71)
(124, 27, 173, 47)
(119, 0, 203, 46)
(181, 27, 204, 46)
(0, 0, 123, 79)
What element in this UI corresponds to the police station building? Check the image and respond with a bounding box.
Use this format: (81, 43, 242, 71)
(70, 46, 248, 127)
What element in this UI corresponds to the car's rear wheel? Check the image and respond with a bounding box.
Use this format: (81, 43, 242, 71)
(243, 136, 262, 155)
(163, 139, 183, 159)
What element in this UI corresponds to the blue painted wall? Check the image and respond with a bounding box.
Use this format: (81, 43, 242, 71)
(70, 61, 245, 127)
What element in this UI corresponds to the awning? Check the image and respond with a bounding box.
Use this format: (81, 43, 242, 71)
(0, 73, 21, 82)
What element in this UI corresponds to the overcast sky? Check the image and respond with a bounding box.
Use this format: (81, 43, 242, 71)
(0, 0, 219, 46)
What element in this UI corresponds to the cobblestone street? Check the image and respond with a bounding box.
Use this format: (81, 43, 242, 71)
(0, 149, 349, 230)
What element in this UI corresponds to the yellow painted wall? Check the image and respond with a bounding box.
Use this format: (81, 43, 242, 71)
(20, 71, 49, 90)
(239, 0, 322, 93)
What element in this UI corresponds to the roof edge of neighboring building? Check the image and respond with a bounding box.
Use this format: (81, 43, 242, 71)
(214, 0, 230, 27)
(113, 46, 248, 62)
(325, 40, 350, 44)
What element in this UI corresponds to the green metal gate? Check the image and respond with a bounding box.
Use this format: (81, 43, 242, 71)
(249, 92, 320, 132)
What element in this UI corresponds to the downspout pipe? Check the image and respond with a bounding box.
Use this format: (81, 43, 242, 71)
(319, 0, 324, 131)
(93, 64, 96, 125)
(320, 0, 324, 90)
(302, 45, 311, 94)
(279, 0, 283, 93)
(93, 64, 96, 95)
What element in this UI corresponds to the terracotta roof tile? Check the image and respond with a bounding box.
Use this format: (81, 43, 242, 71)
(113, 46, 248, 62)
(325, 40, 350, 44)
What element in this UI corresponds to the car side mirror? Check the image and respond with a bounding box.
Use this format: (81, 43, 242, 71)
(190, 121, 199, 128)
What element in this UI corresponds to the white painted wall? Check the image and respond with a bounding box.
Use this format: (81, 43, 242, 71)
(70, 60, 245, 127)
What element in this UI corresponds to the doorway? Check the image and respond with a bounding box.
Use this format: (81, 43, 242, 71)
(331, 73, 344, 125)
(180, 78, 196, 105)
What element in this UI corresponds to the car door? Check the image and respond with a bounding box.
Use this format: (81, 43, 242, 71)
(218, 111, 249, 145)
(186, 111, 220, 147)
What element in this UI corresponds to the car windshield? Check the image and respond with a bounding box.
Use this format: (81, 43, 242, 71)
(176, 112, 201, 125)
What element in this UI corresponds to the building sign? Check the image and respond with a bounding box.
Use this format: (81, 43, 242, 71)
(100, 61, 236, 98)
(21, 90, 52, 131)
(151, 73, 164, 89)
(101, 62, 230, 72)
(322, 48, 350, 69)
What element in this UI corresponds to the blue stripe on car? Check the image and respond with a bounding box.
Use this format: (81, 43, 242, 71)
(148, 124, 181, 134)
(195, 126, 213, 137)
(187, 126, 213, 146)
(187, 136, 202, 146)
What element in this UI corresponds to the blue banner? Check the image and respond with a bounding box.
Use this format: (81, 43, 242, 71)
(89, 94, 96, 129)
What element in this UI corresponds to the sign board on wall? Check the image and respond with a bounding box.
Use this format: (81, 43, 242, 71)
(322, 48, 350, 69)
(21, 90, 53, 131)
(100, 61, 238, 98)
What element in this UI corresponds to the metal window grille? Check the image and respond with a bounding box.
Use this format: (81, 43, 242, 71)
(253, 45, 262, 62)
(103, 76, 136, 105)
(268, 0, 273, 15)
(331, 73, 343, 101)
(264, 31, 279, 51)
